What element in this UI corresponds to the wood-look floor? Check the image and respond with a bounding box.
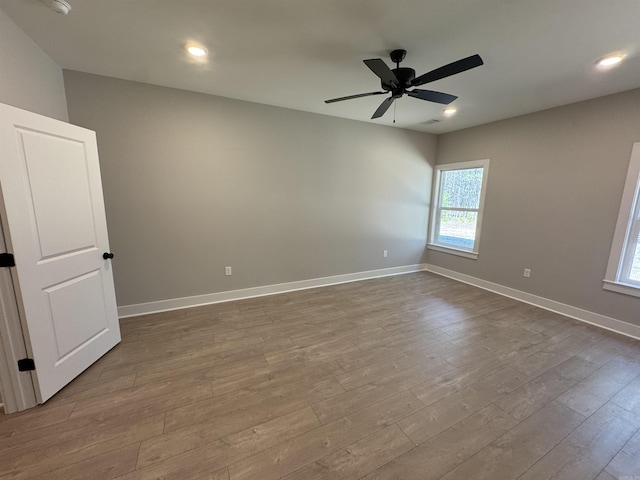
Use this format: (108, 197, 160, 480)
(1, 271, 640, 480)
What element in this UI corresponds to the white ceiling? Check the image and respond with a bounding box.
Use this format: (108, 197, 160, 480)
(2, 0, 640, 133)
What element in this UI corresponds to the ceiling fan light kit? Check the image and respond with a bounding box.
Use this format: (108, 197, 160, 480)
(325, 49, 484, 120)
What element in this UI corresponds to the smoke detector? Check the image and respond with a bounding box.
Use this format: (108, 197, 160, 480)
(47, 0, 71, 14)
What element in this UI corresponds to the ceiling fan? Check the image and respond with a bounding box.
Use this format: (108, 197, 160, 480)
(325, 50, 484, 119)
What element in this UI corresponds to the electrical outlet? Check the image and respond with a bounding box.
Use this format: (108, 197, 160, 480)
(225, 266, 232, 276)
(383, 250, 388, 258)
(523, 268, 531, 278)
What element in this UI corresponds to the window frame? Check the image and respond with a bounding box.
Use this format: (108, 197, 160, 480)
(428, 159, 490, 260)
(603, 142, 640, 298)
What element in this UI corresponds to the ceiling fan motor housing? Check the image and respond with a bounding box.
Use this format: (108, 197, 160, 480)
(382, 67, 416, 91)
(383, 50, 414, 92)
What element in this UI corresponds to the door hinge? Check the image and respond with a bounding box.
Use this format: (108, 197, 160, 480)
(0, 253, 15, 267)
(17, 358, 35, 371)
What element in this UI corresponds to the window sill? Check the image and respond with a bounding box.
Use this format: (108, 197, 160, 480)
(427, 243, 479, 260)
(602, 279, 640, 298)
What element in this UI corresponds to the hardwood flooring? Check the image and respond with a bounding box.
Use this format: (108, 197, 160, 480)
(1, 271, 639, 480)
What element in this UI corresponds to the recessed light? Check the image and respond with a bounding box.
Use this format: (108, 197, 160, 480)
(443, 107, 457, 116)
(595, 53, 626, 67)
(186, 44, 208, 57)
(48, 0, 71, 14)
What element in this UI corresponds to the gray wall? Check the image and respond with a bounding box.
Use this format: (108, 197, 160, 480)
(0, 8, 68, 121)
(63, 71, 436, 307)
(432, 88, 640, 325)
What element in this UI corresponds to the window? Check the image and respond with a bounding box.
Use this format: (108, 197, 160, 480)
(604, 143, 640, 297)
(428, 159, 489, 259)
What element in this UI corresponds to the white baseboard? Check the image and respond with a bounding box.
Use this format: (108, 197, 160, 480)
(118, 264, 428, 318)
(118, 262, 640, 341)
(425, 264, 640, 340)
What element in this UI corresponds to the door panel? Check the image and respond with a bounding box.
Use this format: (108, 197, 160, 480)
(0, 103, 120, 403)
(45, 270, 108, 362)
(21, 129, 97, 258)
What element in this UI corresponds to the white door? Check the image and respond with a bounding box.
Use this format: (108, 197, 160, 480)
(0, 103, 120, 403)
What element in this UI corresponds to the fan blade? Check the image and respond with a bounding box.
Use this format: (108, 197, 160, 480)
(371, 96, 395, 119)
(363, 59, 399, 87)
(325, 91, 387, 104)
(411, 54, 484, 87)
(408, 89, 458, 105)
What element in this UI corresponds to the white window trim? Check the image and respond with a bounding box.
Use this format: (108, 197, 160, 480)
(428, 159, 490, 260)
(603, 142, 640, 298)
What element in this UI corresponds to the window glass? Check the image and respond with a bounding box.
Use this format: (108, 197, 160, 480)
(440, 168, 483, 209)
(630, 241, 640, 282)
(437, 210, 478, 249)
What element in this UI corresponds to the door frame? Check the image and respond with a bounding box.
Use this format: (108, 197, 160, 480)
(0, 209, 37, 414)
